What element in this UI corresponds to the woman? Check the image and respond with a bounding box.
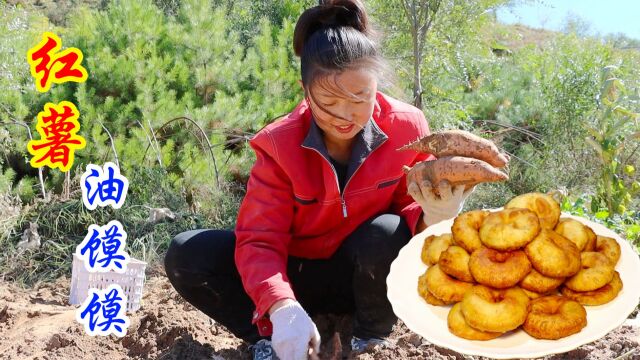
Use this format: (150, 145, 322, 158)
(164, 1, 473, 359)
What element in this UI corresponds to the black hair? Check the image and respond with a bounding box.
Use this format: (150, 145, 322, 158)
(293, 0, 392, 116)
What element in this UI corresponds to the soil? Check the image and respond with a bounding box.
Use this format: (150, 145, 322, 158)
(0, 263, 638, 360)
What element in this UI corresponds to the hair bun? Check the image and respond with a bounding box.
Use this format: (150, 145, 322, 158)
(317, 0, 369, 33)
(294, 0, 370, 56)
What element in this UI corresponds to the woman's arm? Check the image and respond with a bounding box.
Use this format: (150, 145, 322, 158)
(389, 111, 436, 235)
(415, 215, 428, 234)
(235, 129, 298, 326)
(269, 298, 297, 315)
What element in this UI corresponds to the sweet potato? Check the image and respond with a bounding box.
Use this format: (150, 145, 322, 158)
(399, 130, 509, 168)
(403, 156, 508, 193)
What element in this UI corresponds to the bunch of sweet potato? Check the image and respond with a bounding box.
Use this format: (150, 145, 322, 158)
(400, 130, 509, 193)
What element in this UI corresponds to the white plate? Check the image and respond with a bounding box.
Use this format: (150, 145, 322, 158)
(387, 211, 640, 359)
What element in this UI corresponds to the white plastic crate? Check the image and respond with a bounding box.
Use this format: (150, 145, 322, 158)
(69, 252, 147, 312)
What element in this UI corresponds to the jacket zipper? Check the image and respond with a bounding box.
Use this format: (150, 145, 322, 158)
(302, 138, 387, 218)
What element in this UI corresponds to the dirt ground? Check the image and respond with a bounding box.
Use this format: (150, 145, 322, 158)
(0, 263, 638, 360)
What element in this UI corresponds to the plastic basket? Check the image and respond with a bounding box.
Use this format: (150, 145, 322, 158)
(69, 253, 147, 312)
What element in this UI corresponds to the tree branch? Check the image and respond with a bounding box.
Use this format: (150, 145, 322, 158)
(138, 120, 163, 167)
(98, 120, 120, 168)
(154, 117, 220, 189)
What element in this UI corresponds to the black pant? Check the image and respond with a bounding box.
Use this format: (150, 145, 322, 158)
(164, 213, 410, 344)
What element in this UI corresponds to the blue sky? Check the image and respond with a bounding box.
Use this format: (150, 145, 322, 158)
(496, 0, 640, 39)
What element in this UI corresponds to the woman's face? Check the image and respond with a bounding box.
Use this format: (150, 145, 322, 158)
(306, 69, 377, 144)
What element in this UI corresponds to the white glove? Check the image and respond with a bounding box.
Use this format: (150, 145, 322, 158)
(270, 301, 321, 360)
(408, 179, 475, 227)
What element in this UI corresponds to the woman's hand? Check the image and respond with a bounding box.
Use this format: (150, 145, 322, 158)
(269, 300, 321, 360)
(408, 180, 475, 227)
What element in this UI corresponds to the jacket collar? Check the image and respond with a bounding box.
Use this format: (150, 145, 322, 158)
(301, 115, 388, 182)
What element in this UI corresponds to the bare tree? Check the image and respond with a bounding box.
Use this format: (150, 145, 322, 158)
(400, 0, 443, 109)
(371, 0, 512, 109)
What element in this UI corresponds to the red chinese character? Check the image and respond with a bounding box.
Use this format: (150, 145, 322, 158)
(28, 101, 86, 172)
(27, 32, 88, 92)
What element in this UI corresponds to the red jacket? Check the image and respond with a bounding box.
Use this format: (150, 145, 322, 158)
(234, 92, 435, 336)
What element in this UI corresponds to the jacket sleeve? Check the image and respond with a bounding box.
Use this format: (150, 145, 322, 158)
(389, 111, 436, 236)
(234, 129, 297, 326)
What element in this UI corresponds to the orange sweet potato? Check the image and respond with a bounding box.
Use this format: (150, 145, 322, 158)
(404, 156, 508, 193)
(399, 130, 509, 168)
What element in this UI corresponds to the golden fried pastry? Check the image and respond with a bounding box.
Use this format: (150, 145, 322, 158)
(525, 229, 581, 278)
(425, 264, 474, 303)
(452, 210, 489, 253)
(479, 208, 541, 251)
(505, 192, 561, 230)
(424, 290, 449, 305)
(555, 218, 597, 251)
(438, 245, 474, 282)
(421, 233, 453, 265)
(448, 303, 503, 341)
(561, 271, 623, 306)
(461, 285, 530, 333)
(523, 296, 587, 339)
(583, 225, 597, 251)
(595, 235, 621, 266)
(522, 288, 553, 299)
(519, 268, 565, 294)
(564, 252, 615, 292)
(469, 247, 531, 288)
(418, 270, 452, 305)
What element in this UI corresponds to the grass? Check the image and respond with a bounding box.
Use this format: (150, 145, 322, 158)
(0, 166, 242, 287)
